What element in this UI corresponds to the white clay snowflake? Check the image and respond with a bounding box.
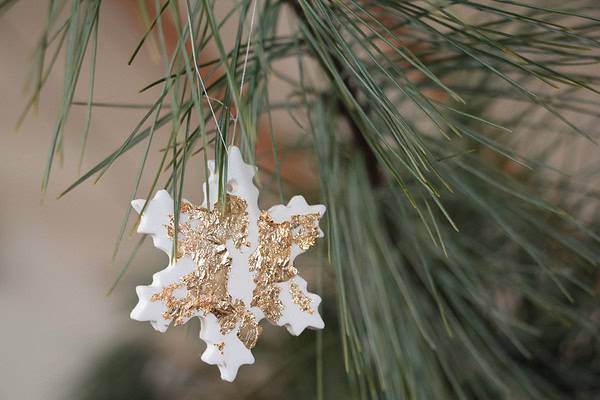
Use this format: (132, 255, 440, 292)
(130, 146, 325, 381)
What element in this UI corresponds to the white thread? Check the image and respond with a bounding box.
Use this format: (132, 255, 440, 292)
(186, 1, 228, 153)
(231, 0, 258, 146)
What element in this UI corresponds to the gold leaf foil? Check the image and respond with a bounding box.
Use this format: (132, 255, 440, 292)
(152, 195, 260, 348)
(289, 281, 314, 315)
(291, 213, 321, 250)
(151, 194, 321, 350)
(249, 211, 321, 323)
(237, 311, 262, 349)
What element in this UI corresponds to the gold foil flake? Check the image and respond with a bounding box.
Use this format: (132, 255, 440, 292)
(249, 211, 321, 323)
(214, 300, 261, 349)
(220, 196, 252, 249)
(214, 299, 246, 335)
(217, 342, 225, 355)
(174, 195, 250, 250)
(152, 193, 321, 351)
(291, 213, 321, 250)
(151, 282, 186, 325)
(237, 312, 262, 349)
(252, 283, 283, 322)
(289, 281, 314, 315)
(152, 194, 260, 348)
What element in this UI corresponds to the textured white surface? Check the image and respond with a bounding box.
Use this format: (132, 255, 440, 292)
(130, 146, 325, 381)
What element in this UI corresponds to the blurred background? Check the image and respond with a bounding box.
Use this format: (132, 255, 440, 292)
(2, 1, 600, 400)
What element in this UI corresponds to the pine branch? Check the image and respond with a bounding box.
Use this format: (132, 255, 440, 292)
(289, 0, 382, 185)
(7, 1, 600, 399)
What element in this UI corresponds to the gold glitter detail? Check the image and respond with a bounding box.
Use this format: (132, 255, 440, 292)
(151, 195, 261, 349)
(289, 281, 314, 315)
(291, 214, 321, 250)
(213, 299, 246, 335)
(249, 211, 321, 323)
(151, 194, 321, 349)
(237, 312, 262, 349)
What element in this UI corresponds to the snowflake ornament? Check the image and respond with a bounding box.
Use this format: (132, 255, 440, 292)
(130, 146, 325, 381)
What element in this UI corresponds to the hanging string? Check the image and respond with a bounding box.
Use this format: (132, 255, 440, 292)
(185, 0, 228, 153)
(231, 0, 258, 146)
